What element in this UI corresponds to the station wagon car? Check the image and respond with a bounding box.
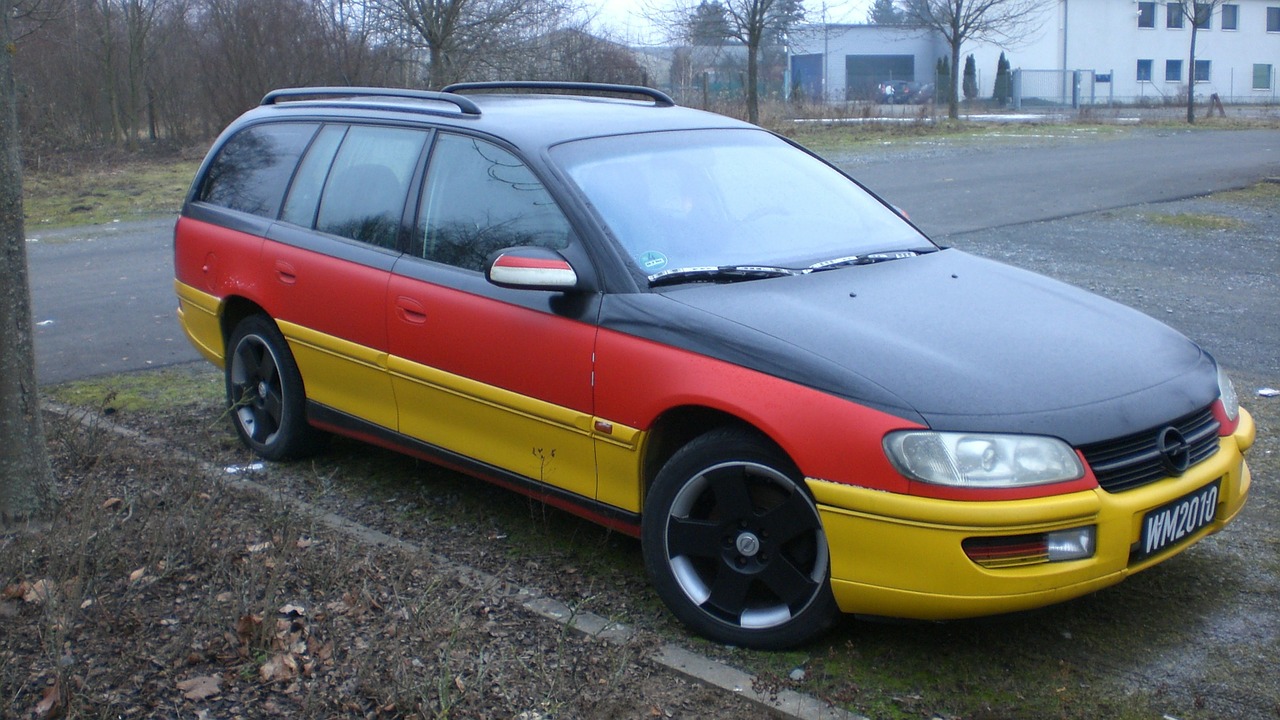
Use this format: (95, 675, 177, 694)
(174, 83, 1255, 649)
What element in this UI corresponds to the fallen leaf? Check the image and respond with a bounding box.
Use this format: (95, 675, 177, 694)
(24, 579, 54, 605)
(259, 653, 299, 682)
(246, 541, 273, 553)
(101, 497, 123, 511)
(33, 678, 61, 718)
(129, 567, 147, 583)
(2, 582, 28, 600)
(177, 675, 222, 701)
(278, 603, 306, 617)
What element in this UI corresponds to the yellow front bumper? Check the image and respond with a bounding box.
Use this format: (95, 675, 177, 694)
(808, 408, 1255, 619)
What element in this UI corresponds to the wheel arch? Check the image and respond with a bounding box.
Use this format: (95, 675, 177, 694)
(640, 405, 799, 503)
(219, 296, 272, 352)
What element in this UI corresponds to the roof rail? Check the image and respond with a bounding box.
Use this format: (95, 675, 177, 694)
(441, 81, 675, 108)
(260, 87, 481, 116)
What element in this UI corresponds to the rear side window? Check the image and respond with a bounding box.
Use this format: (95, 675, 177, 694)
(416, 134, 572, 271)
(314, 125, 428, 249)
(200, 123, 318, 218)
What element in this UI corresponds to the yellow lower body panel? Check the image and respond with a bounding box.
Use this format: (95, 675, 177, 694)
(389, 356, 600, 500)
(175, 281, 224, 367)
(810, 409, 1253, 619)
(280, 321, 398, 432)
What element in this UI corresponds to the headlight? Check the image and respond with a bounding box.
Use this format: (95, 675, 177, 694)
(883, 431, 1084, 489)
(1217, 365, 1239, 423)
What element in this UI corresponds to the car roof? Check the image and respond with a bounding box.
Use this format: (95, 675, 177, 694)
(234, 84, 755, 153)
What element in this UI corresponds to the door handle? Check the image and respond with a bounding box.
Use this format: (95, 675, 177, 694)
(274, 260, 297, 285)
(395, 296, 428, 324)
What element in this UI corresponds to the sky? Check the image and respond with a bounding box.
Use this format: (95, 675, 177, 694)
(588, 0, 875, 46)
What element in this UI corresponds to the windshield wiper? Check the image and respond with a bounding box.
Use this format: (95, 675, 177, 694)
(648, 265, 798, 288)
(807, 248, 936, 272)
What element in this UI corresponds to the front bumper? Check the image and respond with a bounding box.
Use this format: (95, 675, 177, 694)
(808, 407, 1255, 619)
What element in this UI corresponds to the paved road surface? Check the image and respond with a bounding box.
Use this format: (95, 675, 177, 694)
(26, 127, 1280, 384)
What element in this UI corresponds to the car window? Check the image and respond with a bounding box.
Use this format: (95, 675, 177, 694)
(200, 122, 319, 218)
(415, 133, 572, 272)
(552, 128, 930, 275)
(280, 124, 347, 229)
(314, 125, 429, 249)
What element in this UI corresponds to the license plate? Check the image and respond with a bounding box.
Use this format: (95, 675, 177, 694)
(1136, 479, 1221, 560)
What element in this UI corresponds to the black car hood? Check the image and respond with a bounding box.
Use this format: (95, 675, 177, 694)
(601, 249, 1219, 446)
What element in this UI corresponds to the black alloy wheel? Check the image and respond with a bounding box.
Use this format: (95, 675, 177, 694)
(225, 315, 323, 461)
(642, 428, 837, 649)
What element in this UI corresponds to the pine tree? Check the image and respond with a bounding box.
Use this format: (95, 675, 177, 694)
(993, 52, 1011, 105)
(935, 57, 952, 105)
(962, 54, 978, 100)
(867, 0, 903, 24)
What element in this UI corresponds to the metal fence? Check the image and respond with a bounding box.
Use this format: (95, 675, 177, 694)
(1012, 69, 1100, 109)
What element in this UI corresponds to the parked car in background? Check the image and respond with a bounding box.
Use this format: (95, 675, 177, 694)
(877, 80, 923, 104)
(174, 83, 1254, 650)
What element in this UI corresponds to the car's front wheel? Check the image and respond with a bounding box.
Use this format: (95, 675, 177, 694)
(642, 428, 838, 649)
(225, 315, 323, 461)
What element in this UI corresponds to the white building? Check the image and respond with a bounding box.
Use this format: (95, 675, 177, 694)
(789, 1, 1280, 104)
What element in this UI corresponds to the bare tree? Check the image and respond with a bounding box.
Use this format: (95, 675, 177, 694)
(1171, 0, 1226, 124)
(901, 0, 1049, 120)
(653, 0, 801, 123)
(1, 0, 54, 528)
(378, 0, 579, 88)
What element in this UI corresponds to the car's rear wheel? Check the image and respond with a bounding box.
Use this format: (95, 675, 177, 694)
(642, 428, 837, 649)
(225, 315, 323, 461)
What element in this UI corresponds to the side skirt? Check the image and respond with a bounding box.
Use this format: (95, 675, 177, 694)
(306, 401, 643, 538)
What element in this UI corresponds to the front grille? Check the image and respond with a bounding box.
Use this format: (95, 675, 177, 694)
(1079, 406, 1220, 493)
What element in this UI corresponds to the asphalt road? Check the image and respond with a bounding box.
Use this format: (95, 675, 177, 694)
(26, 127, 1280, 385)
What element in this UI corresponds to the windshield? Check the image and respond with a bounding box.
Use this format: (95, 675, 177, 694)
(551, 129, 931, 278)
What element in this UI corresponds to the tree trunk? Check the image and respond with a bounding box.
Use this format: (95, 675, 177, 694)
(0, 1, 55, 527)
(746, 40, 760, 124)
(948, 39, 961, 120)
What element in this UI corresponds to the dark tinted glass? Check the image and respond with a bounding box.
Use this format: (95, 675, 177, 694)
(416, 134, 572, 271)
(280, 125, 347, 228)
(201, 123, 318, 218)
(315, 125, 428, 249)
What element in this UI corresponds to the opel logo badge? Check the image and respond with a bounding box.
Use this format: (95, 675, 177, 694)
(1156, 426, 1191, 476)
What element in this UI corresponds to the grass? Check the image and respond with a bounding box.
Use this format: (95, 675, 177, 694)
(22, 157, 200, 231)
(45, 366, 222, 413)
(1215, 179, 1280, 206)
(1149, 212, 1247, 231)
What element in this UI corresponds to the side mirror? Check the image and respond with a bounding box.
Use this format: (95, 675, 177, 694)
(485, 246, 580, 292)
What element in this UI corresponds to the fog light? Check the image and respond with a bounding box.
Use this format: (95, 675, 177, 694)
(1046, 526, 1096, 562)
(963, 526, 1096, 568)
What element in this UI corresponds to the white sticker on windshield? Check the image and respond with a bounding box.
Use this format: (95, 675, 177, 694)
(638, 251, 668, 272)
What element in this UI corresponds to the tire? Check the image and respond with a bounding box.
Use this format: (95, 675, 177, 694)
(225, 315, 324, 461)
(642, 428, 838, 649)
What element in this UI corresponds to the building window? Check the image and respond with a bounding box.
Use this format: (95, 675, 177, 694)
(1194, 2, 1212, 27)
(1194, 60, 1211, 82)
(1137, 59, 1154, 82)
(1255, 64, 1274, 89)
(1167, 2, 1185, 27)
(1166, 59, 1183, 81)
(1222, 4, 1238, 29)
(1269, 7, 1280, 32)
(1138, 1, 1156, 27)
